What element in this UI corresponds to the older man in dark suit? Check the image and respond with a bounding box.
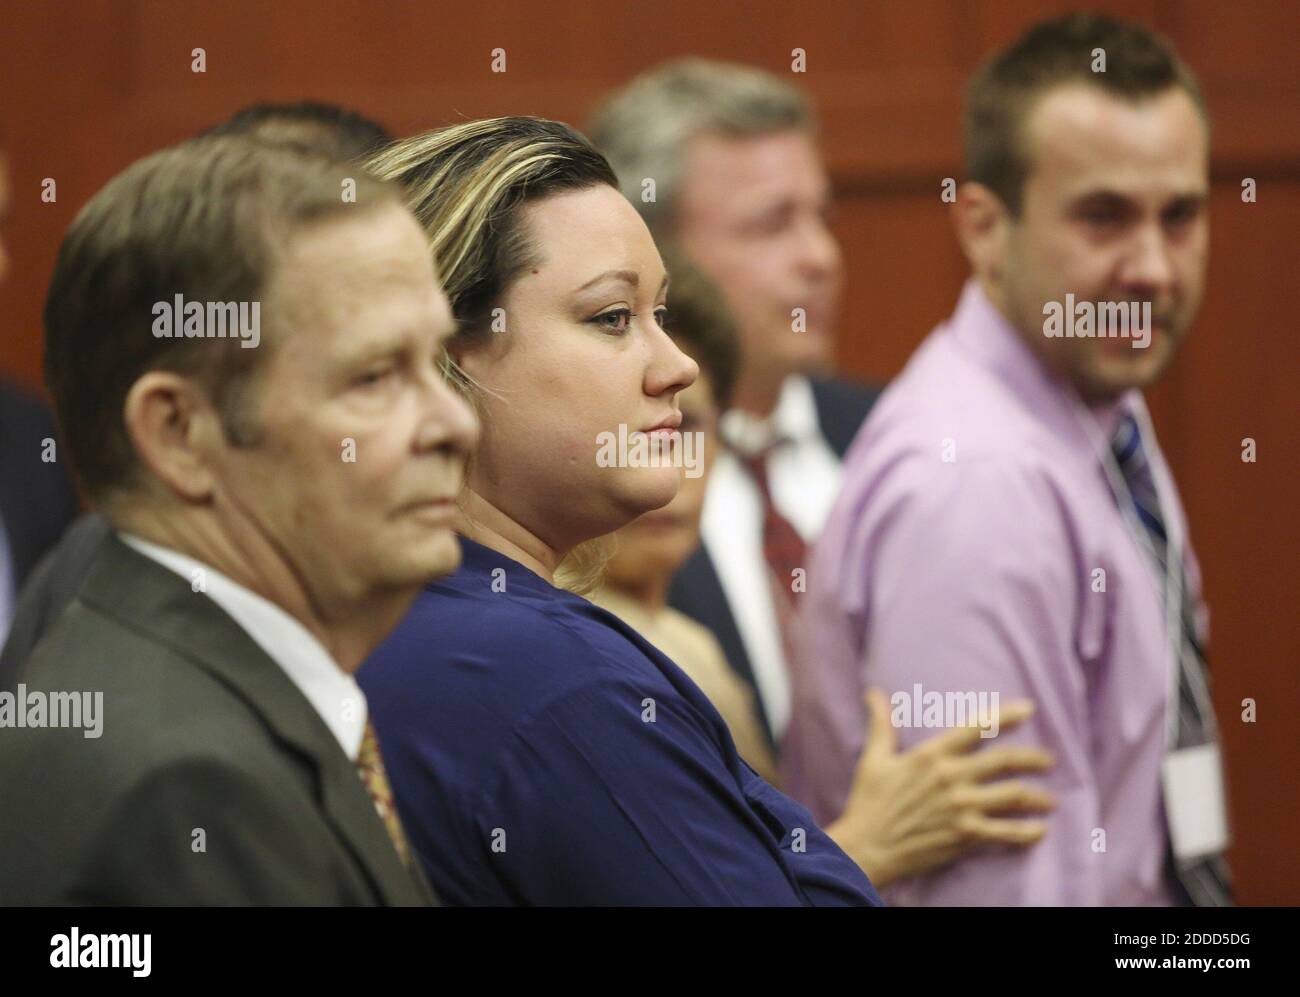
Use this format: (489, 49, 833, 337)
(0, 133, 477, 904)
(0, 102, 396, 687)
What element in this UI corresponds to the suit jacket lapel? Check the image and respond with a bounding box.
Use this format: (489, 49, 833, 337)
(79, 536, 433, 906)
(667, 544, 777, 751)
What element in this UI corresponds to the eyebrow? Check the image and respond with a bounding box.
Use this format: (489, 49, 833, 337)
(1071, 187, 1208, 207)
(576, 269, 670, 295)
(738, 187, 831, 214)
(338, 321, 455, 367)
(337, 338, 407, 368)
(578, 269, 639, 291)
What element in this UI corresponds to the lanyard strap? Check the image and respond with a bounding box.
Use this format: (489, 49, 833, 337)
(1063, 389, 1185, 749)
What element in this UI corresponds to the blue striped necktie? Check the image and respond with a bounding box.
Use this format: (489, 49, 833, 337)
(1110, 411, 1232, 906)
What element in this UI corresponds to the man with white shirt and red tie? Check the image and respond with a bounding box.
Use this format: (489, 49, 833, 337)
(784, 13, 1232, 905)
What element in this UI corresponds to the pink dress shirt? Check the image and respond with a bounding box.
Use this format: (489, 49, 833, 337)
(783, 280, 1206, 905)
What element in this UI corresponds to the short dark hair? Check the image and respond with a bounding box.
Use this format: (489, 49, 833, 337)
(44, 135, 397, 503)
(204, 100, 394, 163)
(659, 246, 740, 412)
(965, 12, 1208, 215)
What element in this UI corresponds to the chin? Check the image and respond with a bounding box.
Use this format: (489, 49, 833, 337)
(1091, 351, 1175, 396)
(610, 467, 681, 524)
(395, 528, 463, 584)
(1076, 326, 1171, 391)
(785, 332, 834, 375)
(429, 530, 463, 573)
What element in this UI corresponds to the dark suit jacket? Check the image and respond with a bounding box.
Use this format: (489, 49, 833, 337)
(0, 380, 79, 593)
(0, 535, 437, 905)
(667, 375, 882, 751)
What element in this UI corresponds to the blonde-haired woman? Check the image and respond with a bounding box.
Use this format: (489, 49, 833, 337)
(357, 116, 878, 905)
(358, 116, 1041, 906)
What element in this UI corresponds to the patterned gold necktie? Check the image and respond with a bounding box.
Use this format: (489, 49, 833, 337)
(356, 720, 413, 868)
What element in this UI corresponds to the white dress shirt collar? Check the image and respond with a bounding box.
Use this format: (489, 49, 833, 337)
(119, 532, 367, 762)
(720, 374, 822, 457)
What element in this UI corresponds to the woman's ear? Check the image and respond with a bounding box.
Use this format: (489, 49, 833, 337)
(122, 371, 221, 503)
(448, 324, 504, 384)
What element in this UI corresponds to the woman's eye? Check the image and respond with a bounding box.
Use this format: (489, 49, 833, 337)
(355, 366, 396, 388)
(654, 307, 668, 329)
(593, 309, 631, 334)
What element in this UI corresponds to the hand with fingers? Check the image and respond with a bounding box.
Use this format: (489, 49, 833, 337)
(825, 689, 1055, 889)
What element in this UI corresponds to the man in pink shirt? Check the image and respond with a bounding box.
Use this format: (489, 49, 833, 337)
(784, 12, 1230, 905)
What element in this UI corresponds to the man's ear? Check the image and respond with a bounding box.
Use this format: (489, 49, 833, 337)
(952, 181, 1012, 286)
(122, 371, 222, 503)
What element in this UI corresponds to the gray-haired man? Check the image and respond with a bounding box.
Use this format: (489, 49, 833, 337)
(0, 134, 477, 904)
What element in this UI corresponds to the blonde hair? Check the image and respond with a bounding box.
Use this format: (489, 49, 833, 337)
(365, 117, 622, 594)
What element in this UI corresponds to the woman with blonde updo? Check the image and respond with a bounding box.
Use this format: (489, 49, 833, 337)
(358, 117, 881, 906)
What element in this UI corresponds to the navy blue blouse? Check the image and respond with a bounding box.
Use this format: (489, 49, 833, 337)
(359, 538, 882, 906)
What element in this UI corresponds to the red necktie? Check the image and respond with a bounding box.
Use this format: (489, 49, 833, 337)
(738, 442, 808, 661)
